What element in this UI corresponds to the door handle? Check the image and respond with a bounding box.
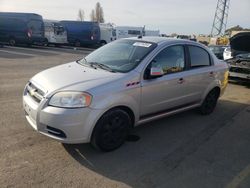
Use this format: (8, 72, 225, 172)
(209, 71, 214, 77)
(178, 78, 184, 84)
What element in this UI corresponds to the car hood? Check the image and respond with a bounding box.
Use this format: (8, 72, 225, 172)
(230, 32, 250, 55)
(30, 62, 122, 96)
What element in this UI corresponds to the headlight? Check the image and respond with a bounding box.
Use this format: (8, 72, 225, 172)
(49, 91, 92, 108)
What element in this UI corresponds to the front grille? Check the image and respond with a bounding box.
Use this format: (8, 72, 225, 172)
(230, 66, 250, 74)
(26, 82, 45, 103)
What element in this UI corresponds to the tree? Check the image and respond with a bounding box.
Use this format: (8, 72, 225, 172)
(225, 25, 250, 35)
(77, 9, 85, 21)
(90, 9, 96, 22)
(90, 2, 104, 23)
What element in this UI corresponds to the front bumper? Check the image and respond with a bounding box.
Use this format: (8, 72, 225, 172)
(23, 94, 104, 144)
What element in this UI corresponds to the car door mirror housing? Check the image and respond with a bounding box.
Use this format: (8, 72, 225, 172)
(150, 67, 164, 78)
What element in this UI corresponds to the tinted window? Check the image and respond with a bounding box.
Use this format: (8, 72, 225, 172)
(152, 45, 185, 74)
(128, 30, 141, 35)
(28, 20, 43, 33)
(189, 46, 210, 67)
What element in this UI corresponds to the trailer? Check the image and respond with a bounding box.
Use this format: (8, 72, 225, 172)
(115, 26, 143, 39)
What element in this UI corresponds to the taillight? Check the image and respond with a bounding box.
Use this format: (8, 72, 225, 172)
(27, 29, 32, 38)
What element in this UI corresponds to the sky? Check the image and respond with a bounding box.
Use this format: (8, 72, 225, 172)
(0, 0, 249, 34)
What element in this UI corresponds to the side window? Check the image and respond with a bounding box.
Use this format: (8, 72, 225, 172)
(189, 46, 211, 68)
(152, 45, 185, 74)
(128, 30, 141, 35)
(28, 20, 43, 32)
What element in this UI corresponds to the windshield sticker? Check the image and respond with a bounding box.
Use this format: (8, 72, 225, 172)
(133, 42, 152, 48)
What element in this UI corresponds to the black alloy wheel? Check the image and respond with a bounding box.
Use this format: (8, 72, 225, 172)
(91, 109, 131, 152)
(199, 89, 219, 115)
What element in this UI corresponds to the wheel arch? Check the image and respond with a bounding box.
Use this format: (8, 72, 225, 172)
(202, 85, 221, 103)
(89, 105, 135, 146)
(89, 105, 135, 144)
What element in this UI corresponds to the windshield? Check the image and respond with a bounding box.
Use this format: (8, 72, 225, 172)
(78, 39, 157, 73)
(54, 23, 65, 35)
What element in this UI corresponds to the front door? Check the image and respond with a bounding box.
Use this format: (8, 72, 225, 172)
(140, 45, 193, 116)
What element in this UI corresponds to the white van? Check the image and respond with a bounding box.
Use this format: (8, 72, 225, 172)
(99, 23, 116, 45)
(44, 20, 67, 46)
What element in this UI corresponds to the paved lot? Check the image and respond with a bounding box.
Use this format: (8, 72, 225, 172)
(0, 45, 250, 188)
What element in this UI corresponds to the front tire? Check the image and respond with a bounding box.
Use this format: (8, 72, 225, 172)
(91, 109, 131, 152)
(199, 89, 219, 115)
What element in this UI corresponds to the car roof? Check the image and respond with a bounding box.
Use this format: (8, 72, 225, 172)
(124, 36, 198, 45)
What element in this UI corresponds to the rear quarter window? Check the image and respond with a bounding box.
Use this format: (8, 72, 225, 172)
(189, 46, 211, 68)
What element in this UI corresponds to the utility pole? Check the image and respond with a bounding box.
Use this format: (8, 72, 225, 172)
(211, 0, 230, 36)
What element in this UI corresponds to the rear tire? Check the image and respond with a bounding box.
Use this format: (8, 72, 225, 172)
(199, 89, 219, 115)
(9, 38, 16, 46)
(91, 109, 131, 152)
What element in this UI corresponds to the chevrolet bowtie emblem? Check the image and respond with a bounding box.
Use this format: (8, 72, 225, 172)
(30, 89, 37, 97)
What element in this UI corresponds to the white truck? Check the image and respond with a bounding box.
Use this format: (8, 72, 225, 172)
(99, 23, 116, 45)
(44, 20, 68, 46)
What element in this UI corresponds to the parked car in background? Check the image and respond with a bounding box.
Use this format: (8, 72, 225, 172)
(0, 12, 45, 46)
(60, 21, 100, 47)
(223, 47, 232, 60)
(208, 45, 227, 60)
(23, 37, 228, 151)
(99, 23, 116, 45)
(44, 20, 67, 46)
(226, 32, 250, 82)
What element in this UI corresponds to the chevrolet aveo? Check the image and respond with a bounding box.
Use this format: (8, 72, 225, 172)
(23, 37, 228, 151)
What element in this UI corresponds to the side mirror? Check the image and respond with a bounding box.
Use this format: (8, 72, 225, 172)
(150, 67, 164, 78)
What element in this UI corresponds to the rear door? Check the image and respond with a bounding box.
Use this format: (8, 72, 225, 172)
(184, 45, 215, 102)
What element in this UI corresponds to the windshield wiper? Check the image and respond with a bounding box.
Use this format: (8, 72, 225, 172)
(88, 62, 116, 72)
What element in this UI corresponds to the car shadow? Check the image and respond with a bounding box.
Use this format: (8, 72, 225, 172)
(63, 99, 248, 188)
